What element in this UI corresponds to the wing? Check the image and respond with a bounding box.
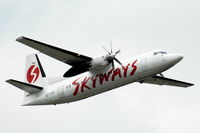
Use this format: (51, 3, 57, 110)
(139, 76, 194, 88)
(16, 36, 92, 67)
(6, 79, 43, 93)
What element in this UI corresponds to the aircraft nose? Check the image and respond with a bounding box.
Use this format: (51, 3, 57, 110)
(177, 54, 184, 61)
(166, 54, 184, 65)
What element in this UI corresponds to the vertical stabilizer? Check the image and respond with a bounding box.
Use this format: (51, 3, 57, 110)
(25, 54, 47, 86)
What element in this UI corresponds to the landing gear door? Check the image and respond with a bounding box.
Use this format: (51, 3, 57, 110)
(141, 57, 148, 71)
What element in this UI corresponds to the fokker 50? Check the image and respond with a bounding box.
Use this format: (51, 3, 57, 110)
(6, 36, 194, 106)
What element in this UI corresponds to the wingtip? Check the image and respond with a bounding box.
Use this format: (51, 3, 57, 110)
(190, 83, 195, 87)
(186, 83, 194, 88)
(16, 36, 25, 42)
(5, 79, 10, 82)
(5, 79, 12, 84)
(5, 79, 13, 83)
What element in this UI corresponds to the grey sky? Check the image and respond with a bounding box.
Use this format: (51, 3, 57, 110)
(0, 0, 200, 133)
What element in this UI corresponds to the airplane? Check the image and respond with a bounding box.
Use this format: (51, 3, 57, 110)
(6, 36, 194, 106)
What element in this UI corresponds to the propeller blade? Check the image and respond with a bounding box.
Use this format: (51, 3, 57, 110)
(115, 49, 121, 55)
(114, 58, 122, 66)
(102, 46, 111, 55)
(110, 41, 113, 54)
(111, 60, 115, 69)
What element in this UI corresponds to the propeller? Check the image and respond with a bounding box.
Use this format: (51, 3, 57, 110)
(103, 41, 122, 69)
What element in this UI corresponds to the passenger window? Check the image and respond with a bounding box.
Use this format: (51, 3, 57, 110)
(154, 51, 167, 55)
(154, 52, 158, 55)
(161, 51, 167, 54)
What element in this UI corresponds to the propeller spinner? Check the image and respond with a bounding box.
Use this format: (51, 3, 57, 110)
(103, 41, 122, 69)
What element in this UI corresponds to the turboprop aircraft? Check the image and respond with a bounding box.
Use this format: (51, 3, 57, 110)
(6, 36, 194, 106)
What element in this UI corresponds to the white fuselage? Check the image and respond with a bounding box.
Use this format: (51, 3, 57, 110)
(23, 51, 183, 105)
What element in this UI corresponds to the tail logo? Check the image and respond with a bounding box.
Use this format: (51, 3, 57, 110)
(27, 65, 40, 84)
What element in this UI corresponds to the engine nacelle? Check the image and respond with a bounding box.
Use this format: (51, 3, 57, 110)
(90, 55, 110, 70)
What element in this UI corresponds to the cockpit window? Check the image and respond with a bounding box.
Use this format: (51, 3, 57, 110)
(161, 51, 167, 54)
(153, 51, 167, 55)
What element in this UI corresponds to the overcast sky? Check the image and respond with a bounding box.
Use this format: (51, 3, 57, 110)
(0, 0, 200, 133)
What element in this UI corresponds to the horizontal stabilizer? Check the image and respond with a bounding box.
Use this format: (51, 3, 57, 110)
(6, 79, 43, 93)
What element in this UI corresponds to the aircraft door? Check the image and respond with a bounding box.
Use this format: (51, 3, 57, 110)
(57, 85, 65, 99)
(141, 57, 148, 71)
(161, 53, 166, 62)
(45, 91, 56, 102)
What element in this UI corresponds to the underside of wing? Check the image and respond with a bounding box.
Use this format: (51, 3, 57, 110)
(139, 76, 194, 88)
(16, 36, 92, 67)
